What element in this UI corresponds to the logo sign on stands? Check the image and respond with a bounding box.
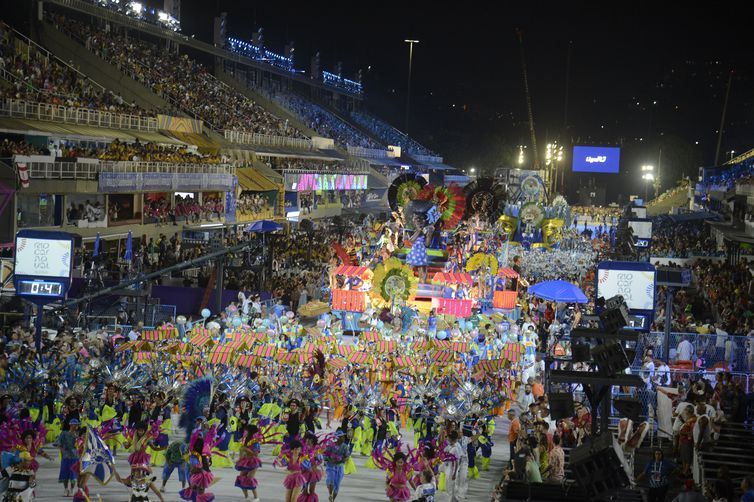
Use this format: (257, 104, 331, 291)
(572, 146, 621, 173)
(14, 236, 72, 278)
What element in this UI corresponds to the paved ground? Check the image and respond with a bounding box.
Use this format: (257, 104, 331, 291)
(31, 419, 510, 501)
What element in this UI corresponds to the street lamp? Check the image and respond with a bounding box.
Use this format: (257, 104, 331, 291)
(641, 165, 654, 201)
(404, 39, 419, 134)
(518, 145, 526, 166)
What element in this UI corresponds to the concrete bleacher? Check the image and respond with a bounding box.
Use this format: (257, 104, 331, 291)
(37, 21, 173, 113)
(699, 421, 754, 496)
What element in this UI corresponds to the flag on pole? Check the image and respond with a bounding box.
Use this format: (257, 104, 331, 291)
(80, 426, 114, 484)
(124, 231, 133, 262)
(93, 233, 100, 257)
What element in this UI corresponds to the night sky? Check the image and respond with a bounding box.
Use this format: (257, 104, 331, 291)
(18, 1, 754, 201)
(178, 2, 753, 199)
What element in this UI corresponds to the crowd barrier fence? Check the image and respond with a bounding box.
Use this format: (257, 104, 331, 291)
(634, 331, 754, 373)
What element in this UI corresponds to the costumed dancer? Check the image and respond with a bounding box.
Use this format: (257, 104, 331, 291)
(208, 393, 233, 468)
(160, 440, 188, 493)
(442, 431, 467, 502)
(125, 421, 155, 468)
(0, 451, 36, 502)
(178, 431, 217, 502)
(325, 430, 351, 502)
(409, 445, 437, 490)
(376, 450, 412, 502)
(412, 469, 437, 502)
(234, 424, 262, 502)
(406, 209, 438, 283)
(115, 463, 166, 502)
(54, 418, 80, 497)
(177, 377, 219, 502)
(298, 432, 324, 502)
(0, 417, 51, 474)
(276, 438, 306, 502)
(477, 418, 494, 472)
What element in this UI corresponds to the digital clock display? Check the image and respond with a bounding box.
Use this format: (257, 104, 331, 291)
(17, 280, 64, 297)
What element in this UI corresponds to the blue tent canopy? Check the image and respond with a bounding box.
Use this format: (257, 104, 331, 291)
(247, 220, 282, 233)
(527, 280, 589, 303)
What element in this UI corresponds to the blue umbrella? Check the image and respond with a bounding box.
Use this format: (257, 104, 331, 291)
(93, 232, 100, 257)
(247, 220, 282, 233)
(124, 231, 133, 262)
(527, 280, 588, 303)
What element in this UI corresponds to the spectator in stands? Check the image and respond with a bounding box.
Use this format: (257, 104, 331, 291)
(677, 336, 695, 363)
(741, 475, 754, 502)
(547, 435, 564, 483)
(507, 409, 520, 464)
(0, 138, 45, 156)
(0, 27, 148, 115)
(637, 449, 676, 502)
(672, 480, 708, 502)
(713, 466, 735, 502)
(53, 15, 305, 137)
(516, 383, 534, 412)
(269, 91, 382, 149)
(351, 111, 438, 158)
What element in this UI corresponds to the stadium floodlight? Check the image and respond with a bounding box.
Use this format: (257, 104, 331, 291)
(158, 11, 169, 21)
(129, 1, 142, 13)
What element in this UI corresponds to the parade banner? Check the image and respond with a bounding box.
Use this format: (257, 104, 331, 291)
(157, 114, 203, 134)
(393, 356, 417, 368)
(209, 346, 234, 365)
(236, 354, 259, 369)
(431, 350, 455, 364)
(142, 328, 178, 341)
(476, 360, 502, 372)
(133, 351, 156, 363)
(189, 332, 212, 347)
(452, 341, 468, 352)
(502, 343, 525, 363)
(336, 345, 354, 356)
(377, 341, 397, 353)
(99, 172, 233, 193)
(348, 352, 373, 365)
(362, 331, 380, 343)
(254, 345, 277, 358)
(327, 358, 348, 370)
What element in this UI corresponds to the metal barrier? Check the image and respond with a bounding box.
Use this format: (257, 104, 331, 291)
(412, 153, 445, 164)
(224, 129, 312, 150)
(634, 331, 754, 373)
(0, 99, 158, 131)
(346, 146, 390, 159)
(26, 160, 235, 180)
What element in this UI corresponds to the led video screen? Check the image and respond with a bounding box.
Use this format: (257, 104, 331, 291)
(572, 146, 621, 173)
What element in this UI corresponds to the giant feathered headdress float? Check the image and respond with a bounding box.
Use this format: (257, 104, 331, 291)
(416, 183, 465, 229)
(179, 377, 213, 443)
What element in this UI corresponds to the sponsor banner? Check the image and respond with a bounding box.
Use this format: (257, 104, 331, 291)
(99, 172, 233, 192)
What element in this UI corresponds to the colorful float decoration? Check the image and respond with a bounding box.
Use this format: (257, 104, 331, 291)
(416, 183, 466, 229)
(429, 271, 473, 317)
(369, 257, 418, 309)
(493, 267, 520, 310)
(388, 173, 427, 211)
(330, 265, 372, 313)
